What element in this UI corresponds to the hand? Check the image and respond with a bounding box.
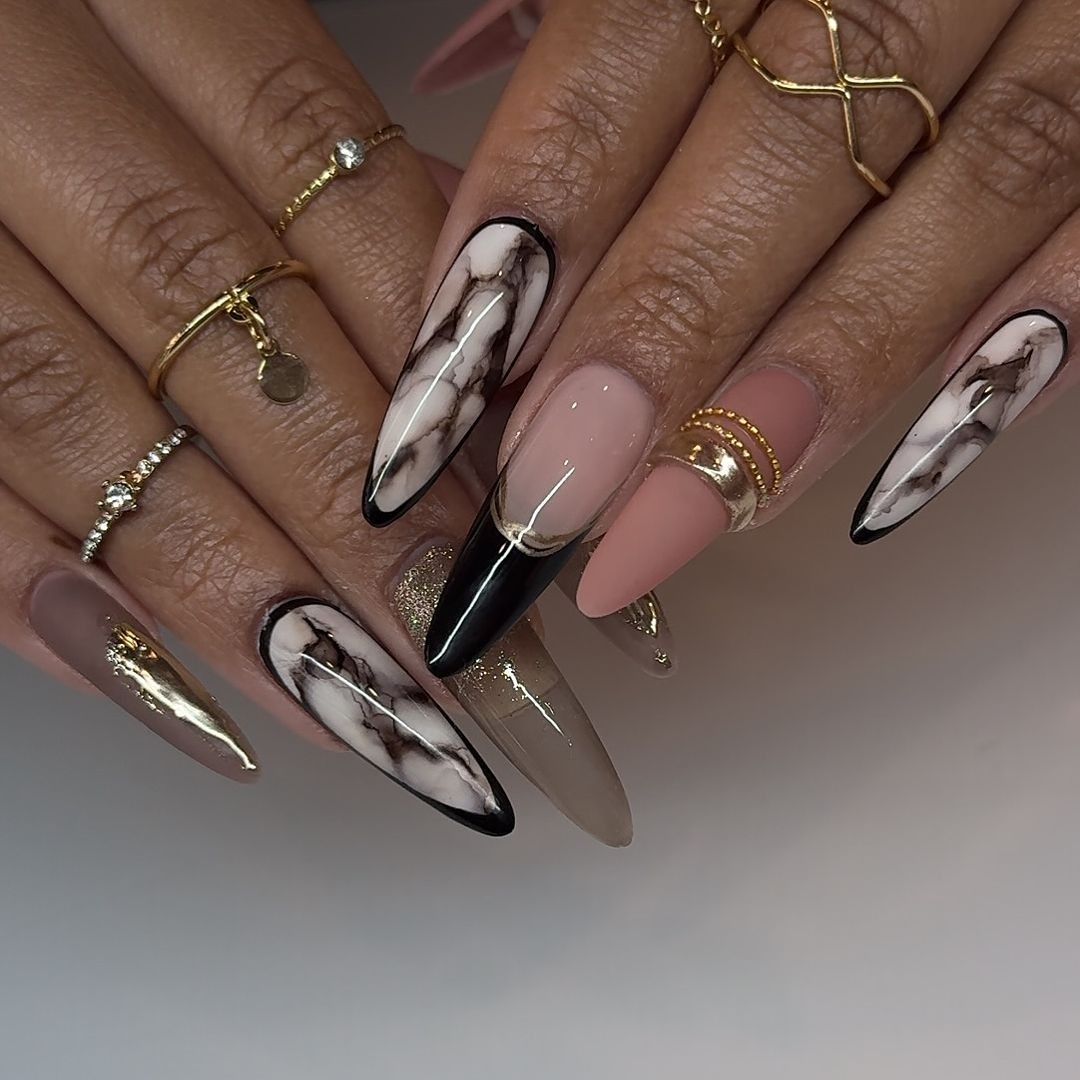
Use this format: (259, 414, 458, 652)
(368, 0, 1078, 673)
(0, 0, 636, 845)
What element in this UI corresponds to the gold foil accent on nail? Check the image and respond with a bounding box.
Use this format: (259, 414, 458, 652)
(105, 623, 259, 774)
(394, 546, 561, 723)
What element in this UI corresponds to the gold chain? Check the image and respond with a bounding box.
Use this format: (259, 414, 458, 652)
(686, 0, 732, 64)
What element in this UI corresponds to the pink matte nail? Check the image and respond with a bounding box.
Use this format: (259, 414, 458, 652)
(578, 368, 820, 617)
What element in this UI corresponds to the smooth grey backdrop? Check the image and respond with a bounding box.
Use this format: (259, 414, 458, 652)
(2, 2, 1079, 1076)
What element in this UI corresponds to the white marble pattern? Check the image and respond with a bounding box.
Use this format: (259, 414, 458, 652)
(261, 600, 504, 820)
(854, 312, 1066, 539)
(366, 219, 552, 518)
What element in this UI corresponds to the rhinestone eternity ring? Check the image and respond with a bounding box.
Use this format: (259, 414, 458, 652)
(81, 426, 195, 563)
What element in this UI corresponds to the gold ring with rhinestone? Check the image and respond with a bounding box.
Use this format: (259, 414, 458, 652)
(81, 427, 196, 563)
(273, 126, 406, 237)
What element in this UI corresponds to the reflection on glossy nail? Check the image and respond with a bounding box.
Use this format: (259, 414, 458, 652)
(29, 570, 259, 782)
(260, 596, 513, 835)
(364, 218, 554, 527)
(852, 310, 1067, 543)
(395, 544, 631, 846)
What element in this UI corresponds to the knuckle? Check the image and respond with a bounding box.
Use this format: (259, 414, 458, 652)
(237, 55, 381, 175)
(951, 68, 1080, 212)
(0, 315, 102, 448)
(493, 70, 622, 212)
(98, 179, 250, 317)
(835, 0, 937, 78)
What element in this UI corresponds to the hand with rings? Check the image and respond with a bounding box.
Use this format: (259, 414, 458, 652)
(0, 0, 654, 845)
(385, 0, 1080, 680)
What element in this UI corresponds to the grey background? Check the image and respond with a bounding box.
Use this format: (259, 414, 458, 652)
(3, 1, 1080, 1076)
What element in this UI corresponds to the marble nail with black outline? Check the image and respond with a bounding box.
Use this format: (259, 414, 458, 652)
(852, 311, 1067, 543)
(364, 217, 554, 527)
(260, 597, 513, 835)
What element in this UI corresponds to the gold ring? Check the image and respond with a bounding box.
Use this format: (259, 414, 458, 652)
(81, 427, 195, 563)
(654, 406, 785, 531)
(686, 0, 939, 197)
(147, 260, 313, 405)
(273, 126, 406, 237)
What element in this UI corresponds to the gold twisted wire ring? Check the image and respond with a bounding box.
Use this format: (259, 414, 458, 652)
(273, 126, 406, 237)
(685, 0, 939, 197)
(147, 260, 313, 403)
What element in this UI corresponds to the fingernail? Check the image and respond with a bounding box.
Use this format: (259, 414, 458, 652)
(578, 367, 820, 616)
(852, 310, 1067, 543)
(29, 569, 259, 782)
(425, 364, 654, 676)
(394, 544, 631, 846)
(364, 218, 554, 527)
(259, 597, 514, 836)
(558, 541, 677, 678)
(412, 0, 547, 96)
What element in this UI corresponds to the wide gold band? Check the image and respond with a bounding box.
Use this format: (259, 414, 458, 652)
(654, 428, 761, 533)
(685, 0, 940, 197)
(273, 126, 406, 237)
(147, 260, 313, 403)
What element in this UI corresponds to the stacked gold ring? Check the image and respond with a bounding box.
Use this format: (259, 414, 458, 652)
(653, 407, 784, 532)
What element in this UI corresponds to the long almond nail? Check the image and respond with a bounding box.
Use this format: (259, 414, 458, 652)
(260, 597, 513, 835)
(578, 367, 820, 617)
(394, 543, 631, 845)
(852, 311, 1067, 543)
(425, 364, 654, 677)
(558, 541, 677, 678)
(29, 570, 259, 782)
(364, 218, 554, 527)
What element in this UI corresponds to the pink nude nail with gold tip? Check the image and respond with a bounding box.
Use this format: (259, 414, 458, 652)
(577, 368, 821, 618)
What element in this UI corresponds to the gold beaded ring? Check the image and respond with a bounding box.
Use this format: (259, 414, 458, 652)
(654, 406, 784, 532)
(147, 260, 313, 406)
(81, 427, 196, 563)
(273, 126, 406, 237)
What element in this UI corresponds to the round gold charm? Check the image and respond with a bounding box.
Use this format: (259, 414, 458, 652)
(257, 352, 308, 404)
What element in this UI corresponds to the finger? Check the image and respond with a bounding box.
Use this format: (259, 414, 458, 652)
(581, 0, 1080, 610)
(0, 227, 513, 833)
(0, 481, 155, 695)
(362, 0, 761, 525)
(89, 0, 446, 375)
(423, 0, 1025, 671)
(0, 2, 629, 843)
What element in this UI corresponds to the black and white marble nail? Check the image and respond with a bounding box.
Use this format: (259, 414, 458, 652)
(363, 218, 555, 527)
(260, 598, 513, 835)
(851, 311, 1067, 544)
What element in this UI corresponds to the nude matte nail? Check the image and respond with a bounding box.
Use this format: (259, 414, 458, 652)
(425, 364, 654, 677)
(260, 596, 513, 835)
(852, 310, 1067, 543)
(364, 218, 554, 527)
(394, 543, 631, 846)
(28, 569, 259, 782)
(578, 367, 820, 617)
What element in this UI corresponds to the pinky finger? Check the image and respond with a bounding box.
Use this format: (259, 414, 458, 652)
(850, 221, 1080, 543)
(0, 482, 260, 781)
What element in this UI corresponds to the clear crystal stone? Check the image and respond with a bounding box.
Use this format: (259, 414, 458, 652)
(169, 433, 183, 446)
(333, 138, 364, 171)
(102, 481, 136, 513)
(147, 450, 162, 464)
(135, 460, 153, 477)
